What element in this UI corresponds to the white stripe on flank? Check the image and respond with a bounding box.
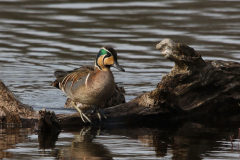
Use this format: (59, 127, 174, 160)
(85, 73, 90, 87)
(59, 83, 66, 94)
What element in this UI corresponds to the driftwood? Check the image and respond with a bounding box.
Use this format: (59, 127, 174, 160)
(1, 38, 240, 129)
(101, 38, 240, 123)
(0, 80, 35, 124)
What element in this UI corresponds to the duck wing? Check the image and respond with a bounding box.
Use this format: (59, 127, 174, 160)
(52, 66, 94, 89)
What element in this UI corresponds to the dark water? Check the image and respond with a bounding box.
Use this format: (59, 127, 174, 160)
(0, 0, 240, 159)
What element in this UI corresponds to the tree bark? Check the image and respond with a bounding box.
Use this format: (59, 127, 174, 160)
(0, 80, 35, 124)
(102, 39, 240, 122)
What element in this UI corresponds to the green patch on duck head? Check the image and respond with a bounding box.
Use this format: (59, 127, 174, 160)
(96, 48, 108, 60)
(95, 48, 111, 70)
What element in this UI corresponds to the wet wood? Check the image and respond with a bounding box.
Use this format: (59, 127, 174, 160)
(0, 80, 35, 124)
(103, 39, 240, 121)
(1, 38, 240, 128)
(37, 108, 61, 131)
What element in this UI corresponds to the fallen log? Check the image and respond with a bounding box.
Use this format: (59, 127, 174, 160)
(102, 39, 240, 122)
(1, 38, 240, 129)
(0, 80, 35, 124)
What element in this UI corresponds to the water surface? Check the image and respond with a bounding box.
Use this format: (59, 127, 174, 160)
(0, 0, 240, 159)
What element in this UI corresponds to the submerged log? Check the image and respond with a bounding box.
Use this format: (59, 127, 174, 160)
(1, 38, 240, 128)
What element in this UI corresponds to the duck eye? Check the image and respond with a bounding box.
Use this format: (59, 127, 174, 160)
(105, 52, 111, 57)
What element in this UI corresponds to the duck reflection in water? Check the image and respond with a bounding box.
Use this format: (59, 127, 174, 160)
(57, 126, 113, 160)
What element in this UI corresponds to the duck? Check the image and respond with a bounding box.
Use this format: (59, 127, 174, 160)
(51, 46, 125, 123)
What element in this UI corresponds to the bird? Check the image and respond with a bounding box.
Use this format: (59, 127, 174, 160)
(51, 46, 125, 123)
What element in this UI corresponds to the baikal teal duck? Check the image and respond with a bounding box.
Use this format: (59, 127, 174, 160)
(51, 46, 125, 123)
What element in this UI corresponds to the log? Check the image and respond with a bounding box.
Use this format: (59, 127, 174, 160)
(154, 39, 240, 115)
(1, 38, 240, 129)
(0, 80, 35, 124)
(48, 38, 240, 127)
(102, 39, 240, 123)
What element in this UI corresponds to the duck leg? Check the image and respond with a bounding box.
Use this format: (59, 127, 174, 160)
(73, 102, 92, 123)
(91, 105, 107, 121)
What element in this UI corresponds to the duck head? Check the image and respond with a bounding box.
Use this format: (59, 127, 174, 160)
(95, 46, 125, 72)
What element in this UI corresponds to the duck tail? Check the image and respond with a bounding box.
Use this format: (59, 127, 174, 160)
(50, 79, 60, 89)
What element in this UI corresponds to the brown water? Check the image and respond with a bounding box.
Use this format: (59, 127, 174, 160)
(0, 0, 240, 159)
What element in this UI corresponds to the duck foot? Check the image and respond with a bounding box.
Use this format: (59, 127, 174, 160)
(73, 103, 92, 123)
(91, 105, 107, 121)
